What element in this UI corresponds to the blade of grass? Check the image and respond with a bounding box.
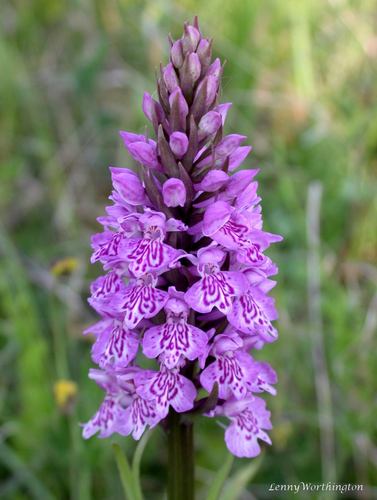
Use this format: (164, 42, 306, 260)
(0, 227, 53, 455)
(112, 443, 137, 500)
(0, 442, 54, 500)
(132, 430, 153, 500)
(206, 453, 234, 500)
(221, 456, 262, 500)
(289, 0, 315, 101)
(306, 182, 336, 493)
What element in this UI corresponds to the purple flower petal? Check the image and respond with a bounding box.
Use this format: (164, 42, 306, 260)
(228, 146, 252, 171)
(82, 396, 121, 439)
(202, 200, 233, 236)
(195, 170, 229, 192)
(127, 141, 159, 169)
(214, 102, 232, 124)
(225, 169, 259, 197)
(216, 134, 247, 157)
(171, 40, 184, 68)
(206, 210, 251, 250)
(110, 167, 147, 206)
(163, 62, 179, 93)
(247, 361, 277, 395)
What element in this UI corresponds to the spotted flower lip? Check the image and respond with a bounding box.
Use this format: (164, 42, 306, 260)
(227, 283, 279, 341)
(185, 269, 246, 314)
(134, 366, 197, 418)
(83, 19, 282, 460)
(184, 245, 248, 314)
(81, 369, 160, 440)
(143, 287, 208, 368)
(200, 333, 254, 400)
(117, 274, 169, 329)
(121, 228, 183, 277)
(88, 272, 127, 318)
(199, 330, 277, 403)
(85, 319, 139, 371)
(221, 396, 273, 458)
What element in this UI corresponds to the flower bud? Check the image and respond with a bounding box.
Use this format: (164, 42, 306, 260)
(110, 167, 147, 205)
(228, 145, 253, 171)
(162, 178, 186, 207)
(191, 75, 219, 120)
(171, 40, 184, 68)
(179, 53, 201, 98)
(127, 141, 159, 169)
(163, 63, 179, 93)
(169, 132, 189, 158)
(214, 102, 232, 125)
(169, 88, 189, 131)
(207, 58, 222, 79)
(120, 131, 160, 169)
(119, 130, 145, 147)
(216, 134, 247, 157)
(197, 38, 212, 71)
(198, 111, 222, 138)
(142, 92, 165, 132)
(142, 92, 154, 121)
(186, 53, 201, 83)
(182, 25, 200, 53)
(195, 170, 229, 192)
(205, 75, 219, 107)
(225, 169, 259, 196)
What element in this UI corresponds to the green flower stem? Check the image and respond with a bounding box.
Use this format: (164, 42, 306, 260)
(167, 411, 194, 500)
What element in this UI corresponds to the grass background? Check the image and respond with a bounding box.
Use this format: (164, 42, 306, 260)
(0, 0, 376, 498)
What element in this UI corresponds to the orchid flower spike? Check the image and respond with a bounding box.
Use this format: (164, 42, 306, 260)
(83, 18, 282, 464)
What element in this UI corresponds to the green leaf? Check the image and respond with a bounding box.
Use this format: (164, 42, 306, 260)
(132, 430, 153, 500)
(221, 456, 263, 500)
(206, 453, 234, 500)
(112, 443, 137, 500)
